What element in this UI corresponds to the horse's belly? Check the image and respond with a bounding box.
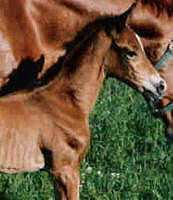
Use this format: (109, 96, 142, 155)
(0, 138, 45, 174)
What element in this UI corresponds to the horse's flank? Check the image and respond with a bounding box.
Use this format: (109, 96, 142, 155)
(137, 0, 173, 18)
(129, 0, 173, 40)
(0, 0, 135, 84)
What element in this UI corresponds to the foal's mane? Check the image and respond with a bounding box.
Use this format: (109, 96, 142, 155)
(39, 15, 126, 85)
(37, 18, 108, 85)
(138, 0, 173, 18)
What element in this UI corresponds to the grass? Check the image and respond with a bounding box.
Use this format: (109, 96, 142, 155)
(0, 78, 172, 200)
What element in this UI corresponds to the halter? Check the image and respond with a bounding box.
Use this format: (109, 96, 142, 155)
(154, 39, 173, 115)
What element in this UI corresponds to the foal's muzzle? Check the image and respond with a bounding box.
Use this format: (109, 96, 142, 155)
(143, 89, 161, 110)
(142, 80, 166, 112)
(155, 80, 166, 96)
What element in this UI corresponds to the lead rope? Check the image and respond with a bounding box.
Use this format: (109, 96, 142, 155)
(154, 39, 173, 115)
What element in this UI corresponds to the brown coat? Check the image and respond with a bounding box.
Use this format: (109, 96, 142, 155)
(0, 11, 165, 199)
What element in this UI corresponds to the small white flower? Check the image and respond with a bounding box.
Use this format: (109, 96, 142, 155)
(116, 173, 120, 178)
(97, 171, 101, 175)
(111, 173, 116, 178)
(86, 166, 92, 174)
(111, 173, 120, 179)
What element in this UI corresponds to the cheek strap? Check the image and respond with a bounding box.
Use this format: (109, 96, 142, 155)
(154, 39, 173, 71)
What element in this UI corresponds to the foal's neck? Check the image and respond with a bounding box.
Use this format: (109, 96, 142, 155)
(57, 31, 112, 114)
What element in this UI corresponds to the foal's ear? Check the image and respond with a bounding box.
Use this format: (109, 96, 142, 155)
(116, 3, 136, 33)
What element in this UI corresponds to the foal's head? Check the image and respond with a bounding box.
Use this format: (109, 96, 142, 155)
(104, 6, 167, 107)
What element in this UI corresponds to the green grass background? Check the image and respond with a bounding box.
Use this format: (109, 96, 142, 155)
(0, 78, 172, 200)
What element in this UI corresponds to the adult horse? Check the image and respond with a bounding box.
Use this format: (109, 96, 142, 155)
(0, 8, 166, 200)
(0, 0, 135, 88)
(128, 0, 173, 137)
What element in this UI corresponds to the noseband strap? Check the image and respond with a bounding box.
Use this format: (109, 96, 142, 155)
(154, 39, 173, 115)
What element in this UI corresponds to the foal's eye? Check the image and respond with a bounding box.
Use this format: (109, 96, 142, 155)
(127, 51, 137, 59)
(122, 48, 137, 59)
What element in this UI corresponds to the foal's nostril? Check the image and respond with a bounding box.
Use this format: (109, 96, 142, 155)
(160, 81, 165, 90)
(156, 80, 165, 95)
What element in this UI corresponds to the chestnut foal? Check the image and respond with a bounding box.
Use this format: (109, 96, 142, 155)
(0, 12, 166, 200)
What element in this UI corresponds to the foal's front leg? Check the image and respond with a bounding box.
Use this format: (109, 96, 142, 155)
(49, 138, 86, 200)
(49, 128, 89, 200)
(51, 166, 80, 200)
